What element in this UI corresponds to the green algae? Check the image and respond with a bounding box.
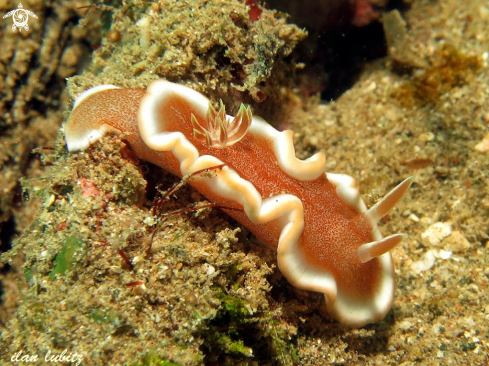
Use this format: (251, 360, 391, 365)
(131, 352, 182, 366)
(199, 288, 299, 364)
(266, 317, 299, 365)
(216, 289, 251, 319)
(201, 290, 255, 360)
(49, 236, 84, 280)
(88, 308, 120, 325)
(23, 268, 33, 285)
(205, 332, 254, 358)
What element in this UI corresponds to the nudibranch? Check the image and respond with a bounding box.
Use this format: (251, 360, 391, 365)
(64, 80, 412, 327)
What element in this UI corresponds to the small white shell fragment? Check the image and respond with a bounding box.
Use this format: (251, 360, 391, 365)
(109, 266, 122, 274)
(437, 250, 452, 260)
(398, 319, 413, 330)
(363, 81, 377, 93)
(143, 216, 157, 226)
(411, 250, 436, 273)
(483, 51, 489, 63)
(465, 317, 476, 327)
(474, 134, 489, 152)
(45, 194, 55, 208)
(432, 323, 443, 334)
(157, 265, 169, 279)
(421, 222, 452, 246)
(411, 249, 452, 273)
(409, 213, 420, 222)
(419, 132, 435, 141)
(203, 263, 215, 275)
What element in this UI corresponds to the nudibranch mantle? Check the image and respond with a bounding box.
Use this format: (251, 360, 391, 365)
(65, 80, 412, 327)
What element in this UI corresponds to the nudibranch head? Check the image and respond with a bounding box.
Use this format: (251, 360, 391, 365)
(64, 79, 412, 328)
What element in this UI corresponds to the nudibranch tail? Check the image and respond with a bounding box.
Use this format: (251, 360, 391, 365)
(64, 79, 412, 328)
(64, 85, 146, 151)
